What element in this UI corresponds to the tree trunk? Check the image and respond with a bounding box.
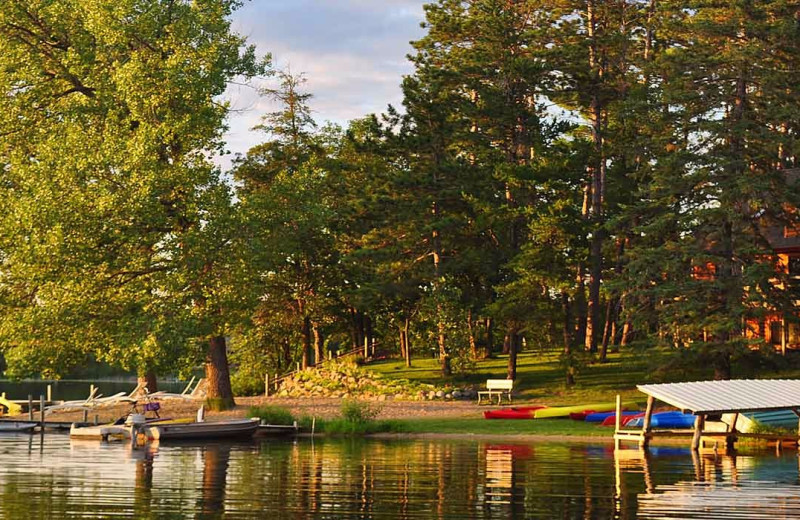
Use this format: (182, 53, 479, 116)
(584, 0, 605, 355)
(205, 335, 235, 409)
(312, 322, 323, 366)
(467, 309, 478, 360)
(364, 314, 373, 358)
(350, 309, 358, 350)
(502, 333, 511, 355)
(438, 319, 450, 376)
(485, 317, 494, 358)
(403, 317, 412, 367)
(399, 325, 406, 361)
(599, 298, 615, 362)
(282, 339, 292, 369)
(137, 370, 158, 394)
(562, 291, 575, 386)
(620, 318, 632, 347)
(506, 329, 520, 380)
(301, 315, 312, 370)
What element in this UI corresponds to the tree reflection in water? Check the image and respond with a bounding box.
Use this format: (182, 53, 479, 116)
(0, 436, 799, 518)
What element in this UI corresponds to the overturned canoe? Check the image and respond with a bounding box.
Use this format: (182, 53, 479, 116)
(144, 418, 259, 441)
(626, 411, 695, 429)
(584, 411, 641, 423)
(534, 402, 637, 419)
(601, 413, 644, 427)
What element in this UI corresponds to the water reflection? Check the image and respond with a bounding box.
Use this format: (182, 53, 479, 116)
(0, 435, 799, 518)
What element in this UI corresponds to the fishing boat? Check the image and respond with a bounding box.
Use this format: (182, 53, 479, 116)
(0, 421, 38, 433)
(69, 423, 131, 440)
(143, 418, 259, 441)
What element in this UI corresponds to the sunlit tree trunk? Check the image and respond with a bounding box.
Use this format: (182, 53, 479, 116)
(205, 336, 235, 409)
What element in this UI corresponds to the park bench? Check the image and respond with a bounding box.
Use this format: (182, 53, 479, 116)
(477, 379, 514, 405)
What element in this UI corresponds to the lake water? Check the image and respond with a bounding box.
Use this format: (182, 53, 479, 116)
(0, 435, 798, 519)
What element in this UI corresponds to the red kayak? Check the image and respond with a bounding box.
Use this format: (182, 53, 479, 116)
(601, 413, 644, 427)
(483, 405, 547, 419)
(568, 411, 597, 421)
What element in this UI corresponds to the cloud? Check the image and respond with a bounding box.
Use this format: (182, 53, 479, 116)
(216, 0, 427, 170)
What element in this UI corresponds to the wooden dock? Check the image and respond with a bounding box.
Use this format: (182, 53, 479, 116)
(0, 419, 80, 432)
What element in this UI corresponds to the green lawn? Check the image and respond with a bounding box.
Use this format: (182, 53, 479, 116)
(385, 417, 613, 437)
(367, 350, 656, 406)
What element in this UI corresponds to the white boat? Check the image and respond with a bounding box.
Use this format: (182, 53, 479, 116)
(143, 418, 259, 441)
(69, 423, 131, 440)
(0, 422, 38, 433)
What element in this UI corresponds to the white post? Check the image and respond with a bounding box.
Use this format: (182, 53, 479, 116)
(265, 373, 270, 397)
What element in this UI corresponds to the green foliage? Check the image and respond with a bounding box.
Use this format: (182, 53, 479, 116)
(247, 405, 295, 426)
(231, 371, 265, 397)
(340, 399, 380, 424)
(2, 0, 798, 390)
(0, 0, 266, 383)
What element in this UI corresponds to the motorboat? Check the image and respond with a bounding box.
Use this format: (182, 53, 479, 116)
(143, 418, 260, 441)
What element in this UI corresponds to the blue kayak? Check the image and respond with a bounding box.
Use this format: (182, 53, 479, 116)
(585, 411, 641, 423)
(627, 411, 696, 429)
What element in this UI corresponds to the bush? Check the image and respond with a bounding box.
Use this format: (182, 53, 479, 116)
(341, 399, 380, 424)
(231, 371, 265, 397)
(247, 405, 295, 425)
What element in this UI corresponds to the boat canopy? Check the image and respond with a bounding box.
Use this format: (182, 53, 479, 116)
(637, 379, 800, 414)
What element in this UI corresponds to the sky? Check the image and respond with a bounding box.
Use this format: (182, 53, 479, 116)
(219, 0, 428, 169)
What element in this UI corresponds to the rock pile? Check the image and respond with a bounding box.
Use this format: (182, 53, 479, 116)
(273, 361, 476, 401)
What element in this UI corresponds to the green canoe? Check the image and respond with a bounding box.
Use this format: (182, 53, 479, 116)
(533, 402, 638, 419)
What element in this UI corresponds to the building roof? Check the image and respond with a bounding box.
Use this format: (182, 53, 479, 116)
(637, 379, 800, 414)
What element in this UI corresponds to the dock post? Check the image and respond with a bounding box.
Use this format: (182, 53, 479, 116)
(691, 414, 705, 451)
(47, 385, 52, 403)
(83, 410, 88, 423)
(28, 395, 33, 421)
(39, 395, 45, 431)
(265, 373, 269, 398)
(641, 395, 655, 448)
(614, 395, 622, 450)
(726, 412, 739, 452)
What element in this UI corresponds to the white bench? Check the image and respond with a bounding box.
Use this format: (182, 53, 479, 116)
(477, 379, 514, 405)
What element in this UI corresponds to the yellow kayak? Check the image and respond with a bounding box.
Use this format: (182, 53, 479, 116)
(533, 402, 638, 419)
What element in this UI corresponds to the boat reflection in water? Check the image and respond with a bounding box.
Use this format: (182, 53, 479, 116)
(1, 435, 800, 518)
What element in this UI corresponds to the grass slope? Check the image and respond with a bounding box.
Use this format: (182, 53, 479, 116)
(368, 350, 655, 406)
(387, 417, 613, 437)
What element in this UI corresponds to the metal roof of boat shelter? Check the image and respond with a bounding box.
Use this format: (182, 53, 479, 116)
(637, 379, 800, 414)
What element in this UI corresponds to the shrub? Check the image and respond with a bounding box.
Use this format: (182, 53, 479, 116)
(247, 405, 295, 425)
(231, 371, 265, 397)
(341, 399, 380, 424)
